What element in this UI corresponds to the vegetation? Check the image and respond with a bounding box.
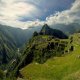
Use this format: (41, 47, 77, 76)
(0, 69, 4, 80)
(39, 24, 68, 39)
(33, 31, 38, 37)
(19, 33, 80, 80)
(0, 24, 33, 47)
(0, 30, 16, 67)
(0, 24, 34, 69)
(0, 23, 80, 80)
(16, 25, 69, 71)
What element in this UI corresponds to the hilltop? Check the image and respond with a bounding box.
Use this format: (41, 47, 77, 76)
(15, 24, 69, 69)
(15, 24, 75, 80)
(0, 24, 75, 80)
(18, 33, 80, 80)
(39, 24, 68, 39)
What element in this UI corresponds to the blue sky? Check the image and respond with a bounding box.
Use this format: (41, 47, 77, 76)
(19, 0, 75, 21)
(0, 0, 80, 29)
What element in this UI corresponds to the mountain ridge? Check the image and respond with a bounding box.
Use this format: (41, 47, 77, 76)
(40, 24, 68, 39)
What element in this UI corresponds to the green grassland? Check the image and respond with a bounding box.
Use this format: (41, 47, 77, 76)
(18, 33, 80, 80)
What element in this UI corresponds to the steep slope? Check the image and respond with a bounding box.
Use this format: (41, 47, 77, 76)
(0, 24, 32, 47)
(13, 29, 73, 80)
(40, 24, 68, 39)
(0, 30, 17, 66)
(0, 24, 32, 69)
(0, 24, 41, 78)
(0, 24, 74, 79)
(18, 33, 80, 80)
(15, 26, 69, 70)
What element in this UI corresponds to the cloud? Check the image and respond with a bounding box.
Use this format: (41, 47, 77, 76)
(46, 0, 80, 26)
(1, 0, 40, 19)
(0, 0, 80, 29)
(0, 0, 41, 27)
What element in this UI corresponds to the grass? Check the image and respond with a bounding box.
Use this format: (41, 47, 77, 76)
(19, 33, 80, 80)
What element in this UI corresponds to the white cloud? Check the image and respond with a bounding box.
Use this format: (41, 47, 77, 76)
(0, 0, 80, 29)
(0, 0, 41, 28)
(0, 0, 39, 17)
(46, 0, 80, 26)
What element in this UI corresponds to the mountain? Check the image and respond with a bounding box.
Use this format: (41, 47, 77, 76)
(0, 24, 33, 68)
(51, 23, 80, 35)
(0, 28, 16, 66)
(0, 24, 32, 47)
(19, 33, 80, 80)
(15, 25, 71, 74)
(16, 25, 75, 80)
(0, 23, 79, 79)
(0, 24, 42, 68)
(40, 24, 68, 39)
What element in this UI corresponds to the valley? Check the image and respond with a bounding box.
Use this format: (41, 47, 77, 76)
(0, 24, 80, 80)
(0, 0, 80, 80)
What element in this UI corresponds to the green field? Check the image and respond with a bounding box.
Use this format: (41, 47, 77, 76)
(18, 33, 80, 80)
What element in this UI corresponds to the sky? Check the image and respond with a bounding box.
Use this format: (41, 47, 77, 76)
(0, 0, 80, 29)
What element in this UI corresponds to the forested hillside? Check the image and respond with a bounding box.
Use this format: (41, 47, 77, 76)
(0, 24, 79, 80)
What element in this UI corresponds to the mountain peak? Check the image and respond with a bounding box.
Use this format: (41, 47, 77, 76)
(39, 24, 68, 39)
(40, 24, 51, 35)
(42, 24, 50, 30)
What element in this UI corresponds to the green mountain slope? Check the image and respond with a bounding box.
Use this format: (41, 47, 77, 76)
(0, 24, 32, 69)
(18, 33, 80, 80)
(0, 29, 16, 66)
(0, 24, 32, 47)
(16, 25, 69, 71)
(40, 24, 68, 39)
(0, 24, 77, 80)
(0, 24, 42, 73)
(0, 24, 41, 79)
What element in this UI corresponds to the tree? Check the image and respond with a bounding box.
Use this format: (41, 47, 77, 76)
(33, 31, 38, 37)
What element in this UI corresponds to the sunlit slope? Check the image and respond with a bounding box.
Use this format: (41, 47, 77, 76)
(20, 33, 80, 80)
